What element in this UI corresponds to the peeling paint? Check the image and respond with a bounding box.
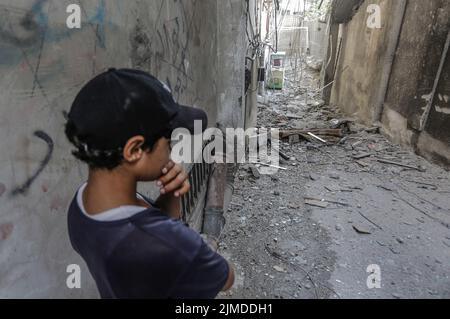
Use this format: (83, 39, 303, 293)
(435, 105, 450, 114)
(438, 94, 449, 103)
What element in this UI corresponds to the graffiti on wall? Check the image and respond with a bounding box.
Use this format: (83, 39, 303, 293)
(0, 0, 202, 200)
(0, 1, 112, 200)
(131, 0, 202, 102)
(0, 0, 109, 67)
(10, 131, 54, 197)
(0, 0, 48, 48)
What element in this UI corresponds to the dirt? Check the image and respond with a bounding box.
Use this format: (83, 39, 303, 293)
(217, 59, 450, 299)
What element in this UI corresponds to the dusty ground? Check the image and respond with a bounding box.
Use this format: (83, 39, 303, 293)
(218, 59, 450, 299)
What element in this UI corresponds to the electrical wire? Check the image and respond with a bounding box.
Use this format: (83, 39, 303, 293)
(274, 2, 278, 52)
(245, 0, 265, 96)
(265, 0, 293, 53)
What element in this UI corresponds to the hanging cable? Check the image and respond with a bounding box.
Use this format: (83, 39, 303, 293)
(245, 0, 265, 95)
(274, 0, 278, 52)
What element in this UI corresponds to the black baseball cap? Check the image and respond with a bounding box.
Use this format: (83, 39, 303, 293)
(66, 68, 208, 153)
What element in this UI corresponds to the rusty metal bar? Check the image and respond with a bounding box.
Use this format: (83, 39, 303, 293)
(180, 140, 215, 218)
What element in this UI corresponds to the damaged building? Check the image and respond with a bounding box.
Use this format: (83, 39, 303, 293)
(325, 0, 450, 168)
(0, 0, 449, 299)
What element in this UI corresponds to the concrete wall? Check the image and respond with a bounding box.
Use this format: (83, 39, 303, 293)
(330, 0, 398, 123)
(329, 0, 450, 169)
(0, 0, 247, 298)
(216, 0, 247, 130)
(278, 27, 308, 56)
(277, 20, 326, 59)
(304, 20, 327, 59)
(382, 0, 450, 167)
(278, 15, 306, 56)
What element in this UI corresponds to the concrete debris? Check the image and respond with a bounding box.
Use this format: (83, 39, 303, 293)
(218, 55, 450, 300)
(406, 180, 438, 190)
(308, 132, 328, 144)
(281, 129, 344, 139)
(351, 141, 363, 149)
(306, 57, 323, 72)
(274, 266, 286, 273)
(256, 162, 288, 171)
(377, 159, 426, 172)
(289, 134, 301, 144)
(329, 172, 340, 180)
(352, 225, 372, 235)
(305, 199, 329, 209)
(365, 127, 381, 134)
(352, 153, 372, 160)
(324, 185, 341, 192)
(276, 149, 291, 161)
(329, 118, 354, 128)
(250, 166, 261, 179)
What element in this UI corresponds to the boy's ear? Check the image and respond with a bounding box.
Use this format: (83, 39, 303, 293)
(123, 136, 146, 163)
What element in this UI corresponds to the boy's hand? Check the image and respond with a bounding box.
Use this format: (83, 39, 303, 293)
(157, 161, 190, 198)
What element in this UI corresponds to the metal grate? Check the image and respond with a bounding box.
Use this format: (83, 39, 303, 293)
(180, 142, 213, 223)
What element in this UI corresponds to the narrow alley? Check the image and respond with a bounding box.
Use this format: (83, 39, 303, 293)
(0, 0, 449, 304)
(219, 61, 450, 299)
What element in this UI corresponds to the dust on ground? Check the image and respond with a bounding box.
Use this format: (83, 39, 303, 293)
(218, 58, 450, 299)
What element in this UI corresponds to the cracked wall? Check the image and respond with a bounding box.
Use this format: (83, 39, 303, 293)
(329, 0, 450, 169)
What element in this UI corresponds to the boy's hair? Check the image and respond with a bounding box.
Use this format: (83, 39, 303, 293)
(65, 120, 154, 170)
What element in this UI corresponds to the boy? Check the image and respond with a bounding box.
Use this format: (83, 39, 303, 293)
(64, 68, 234, 299)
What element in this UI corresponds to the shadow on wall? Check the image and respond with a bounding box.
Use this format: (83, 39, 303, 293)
(331, 0, 365, 24)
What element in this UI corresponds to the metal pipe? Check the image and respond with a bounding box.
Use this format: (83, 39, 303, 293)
(223, 164, 238, 214)
(419, 30, 450, 131)
(202, 164, 227, 239)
